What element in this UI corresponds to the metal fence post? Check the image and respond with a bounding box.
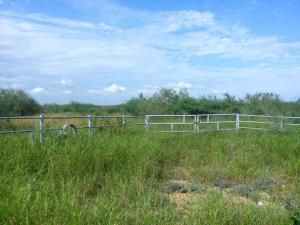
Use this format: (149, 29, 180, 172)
(39, 114, 45, 144)
(280, 115, 283, 131)
(236, 113, 240, 131)
(29, 132, 34, 145)
(194, 115, 197, 133)
(145, 115, 149, 131)
(88, 114, 92, 135)
(196, 114, 199, 132)
(122, 115, 125, 127)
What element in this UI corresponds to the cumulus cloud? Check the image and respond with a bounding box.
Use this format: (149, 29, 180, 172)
(89, 83, 126, 94)
(168, 82, 193, 89)
(31, 87, 45, 94)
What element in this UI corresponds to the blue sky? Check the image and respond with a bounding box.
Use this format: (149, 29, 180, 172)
(0, 0, 300, 104)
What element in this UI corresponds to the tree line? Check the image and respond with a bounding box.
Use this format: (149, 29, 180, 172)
(122, 88, 300, 116)
(0, 88, 300, 116)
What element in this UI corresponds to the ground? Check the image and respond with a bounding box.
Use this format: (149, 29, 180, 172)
(0, 129, 299, 224)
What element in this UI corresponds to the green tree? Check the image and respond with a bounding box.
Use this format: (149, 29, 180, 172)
(0, 89, 41, 116)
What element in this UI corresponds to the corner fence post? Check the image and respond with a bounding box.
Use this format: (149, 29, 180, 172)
(88, 114, 92, 135)
(39, 114, 45, 144)
(236, 113, 240, 131)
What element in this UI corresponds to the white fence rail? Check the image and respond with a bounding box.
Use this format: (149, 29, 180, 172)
(1, 114, 300, 143)
(145, 114, 300, 133)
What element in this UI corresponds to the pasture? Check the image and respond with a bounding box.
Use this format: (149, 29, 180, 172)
(0, 125, 299, 224)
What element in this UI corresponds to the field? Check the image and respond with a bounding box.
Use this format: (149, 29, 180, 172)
(0, 127, 300, 225)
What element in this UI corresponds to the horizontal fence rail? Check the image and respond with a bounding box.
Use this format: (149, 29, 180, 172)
(1, 114, 300, 143)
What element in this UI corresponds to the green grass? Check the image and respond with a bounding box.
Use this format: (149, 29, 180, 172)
(0, 129, 299, 224)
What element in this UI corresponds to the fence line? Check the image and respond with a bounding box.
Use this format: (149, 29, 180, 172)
(1, 114, 300, 143)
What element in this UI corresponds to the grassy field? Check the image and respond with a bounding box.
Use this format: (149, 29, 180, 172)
(0, 128, 299, 224)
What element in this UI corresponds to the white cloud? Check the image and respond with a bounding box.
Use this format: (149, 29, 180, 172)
(0, 10, 118, 31)
(211, 89, 227, 94)
(0, 8, 299, 78)
(0, 4, 300, 102)
(168, 82, 192, 89)
(162, 11, 216, 32)
(63, 89, 72, 94)
(55, 78, 73, 86)
(137, 82, 196, 95)
(102, 83, 126, 93)
(89, 83, 126, 94)
(31, 87, 45, 94)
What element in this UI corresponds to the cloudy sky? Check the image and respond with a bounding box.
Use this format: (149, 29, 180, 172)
(0, 0, 300, 104)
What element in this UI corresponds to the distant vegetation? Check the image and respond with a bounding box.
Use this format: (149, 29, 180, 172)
(123, 88, 300, 116)
(42, 102, 119, 115)
(1, 88, 300, 116)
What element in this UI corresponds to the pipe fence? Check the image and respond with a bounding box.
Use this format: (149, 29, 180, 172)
(1, 114, 300, 143)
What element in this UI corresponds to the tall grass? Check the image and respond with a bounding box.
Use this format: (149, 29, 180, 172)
(0, 129, 299, 224)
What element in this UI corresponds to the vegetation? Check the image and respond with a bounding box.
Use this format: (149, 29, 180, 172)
(122, 88, 300, 116)
(1, 88, 300, 116)
(0, 88, 299, 224)
(0, 89, 41, 116)
(42, 102, 119, 115)
(0, 129, 299, 224)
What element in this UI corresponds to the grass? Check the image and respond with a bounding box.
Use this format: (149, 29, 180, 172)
(0, 128, 299, 224)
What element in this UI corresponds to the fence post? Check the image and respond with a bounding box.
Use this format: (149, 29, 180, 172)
(88, 114, 92, 135)
(194, 115, 197, 133)
(183, 115, 186, 123)
(171, 123, 174, 132)
(122, 115, 125, 127)
(145, 115, 149, 131)
(280, 115, 283, 131)
(217, 122, 220, 130)
(29, 132, 34, 145)
(39, 114, 45, 144)
(196, 115, 199, 132)
(207, 115, 210, 123)
(236, 113, 240, 131)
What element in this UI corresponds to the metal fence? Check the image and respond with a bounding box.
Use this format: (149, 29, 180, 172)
(146, 114, 300, 132)
(1, 114, 300, 143)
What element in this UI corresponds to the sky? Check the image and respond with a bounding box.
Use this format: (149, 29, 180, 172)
(0, 0, 300, 104)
